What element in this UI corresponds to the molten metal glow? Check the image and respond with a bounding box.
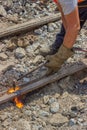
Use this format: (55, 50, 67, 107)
(14, 97, 24, 108)
(8, 86, 24, 108)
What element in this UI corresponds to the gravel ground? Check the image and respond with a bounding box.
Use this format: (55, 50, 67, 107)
(0, 0, 87, 130)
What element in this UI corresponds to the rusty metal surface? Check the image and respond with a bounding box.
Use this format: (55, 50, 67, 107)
(0, 59, 87, 106)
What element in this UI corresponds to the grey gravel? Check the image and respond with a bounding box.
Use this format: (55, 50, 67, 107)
(0, 1, 87, 130)
(14, 47, 26, 59)
(50, 102, 59, 114)
(68, 119, 76, 126)
(39, 110, 50, 117)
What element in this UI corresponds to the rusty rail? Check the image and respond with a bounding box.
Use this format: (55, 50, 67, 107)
(0, 58, 87, 105)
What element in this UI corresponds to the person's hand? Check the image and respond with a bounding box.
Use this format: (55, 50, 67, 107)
(45, 44, 73, 75)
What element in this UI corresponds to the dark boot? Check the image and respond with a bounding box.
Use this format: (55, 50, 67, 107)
(40, 24, 65, 57)
(52, 24, 65, 49)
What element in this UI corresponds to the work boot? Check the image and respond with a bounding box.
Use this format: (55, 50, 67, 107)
(40, 24, 65, 57)
(39, 45, 57, 57)
(45, 44, 74, 75)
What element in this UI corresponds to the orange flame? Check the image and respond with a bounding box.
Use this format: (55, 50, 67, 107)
(14, 97, 24, 108)
(7, 86, 24, 108)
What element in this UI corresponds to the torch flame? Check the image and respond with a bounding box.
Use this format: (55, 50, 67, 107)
(14, 97, 24, 108)
(7, 86, 24, 108)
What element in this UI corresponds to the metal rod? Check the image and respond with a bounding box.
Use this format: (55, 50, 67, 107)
(17, 61, 47, 81)
(73, 47, 87, 53)
(12, 80, 16, 90)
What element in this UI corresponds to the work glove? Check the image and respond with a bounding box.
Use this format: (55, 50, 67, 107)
(45, 44, 74, 75)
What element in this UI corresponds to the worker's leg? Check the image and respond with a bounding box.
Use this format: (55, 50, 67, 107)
(40, 1, 87, 57)
(45, 1, 87, 75)
(52, 1, 87, 50)
(52, 24, 65, 51)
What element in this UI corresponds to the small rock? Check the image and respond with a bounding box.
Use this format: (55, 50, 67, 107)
(48, 23, 55, 32)
(12, 115, 19, 121)
(42, 25, 48, 31)
(17, 38, 29, 47)
(14, 119, 31, 130)
(50, 102, 59, 114)
(77, 118, 84, 123)
(33, 55, 43, 64)
(62, 110, 77, 118)
(39, 45, 50, 56)
(54, 93, 61, 99)
(32, 42, 40, 51)
(71, 104, 85, 113)
(48, 113, 68, 126)
(43, 95, 49, 104)
(68, 119, 76, 126)
(7, 37, 18, 50)
(50, 23, 58, 29)
(0, 62, 14, 73)
(0, 5, 7, 17)
(23, 77, 30, 82)
(0, 114, 8, 121)
(48, 97, 57, 105)
(15, 47, 26, 59)
(7, 14, 18, 23)
(31, 106, 38, 111)
(26, 45, 35, 57)
(26, 45, 33, 53)
(24, 110, 32, 116)
(0, 43, 5, 52)
(34, 29, 43, 35)
(39, 110, 49, 117)
(77, 118, 84, 125)
(7, 42, 17, 50)
(32, 125, 43, 130)
(2, 0, 13, 9)
(0, 53, 8, 61)
(2, 119, 12, 127)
